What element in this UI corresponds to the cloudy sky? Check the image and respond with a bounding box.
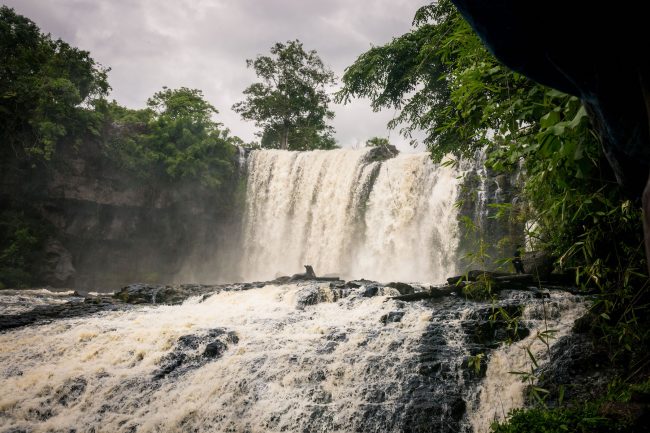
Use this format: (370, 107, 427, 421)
(4, 0, 427, 151)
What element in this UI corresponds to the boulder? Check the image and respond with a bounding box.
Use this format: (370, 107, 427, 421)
(386, 282, 415, 295)
(522, 250, 555, 278)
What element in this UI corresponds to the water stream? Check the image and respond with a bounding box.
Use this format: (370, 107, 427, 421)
(241, 149, 462, 283)
(0, 148, 588, 432)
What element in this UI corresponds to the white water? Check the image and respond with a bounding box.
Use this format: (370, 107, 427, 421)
(467, 292, 588, 432)
(0, 289, 81, 316)
(0, 284, 434, 433)
(242, 149, 462, 283)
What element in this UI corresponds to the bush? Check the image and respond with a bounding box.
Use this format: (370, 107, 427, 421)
(491, 406, 620, 433)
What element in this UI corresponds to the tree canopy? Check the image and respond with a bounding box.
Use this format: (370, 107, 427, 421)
(365, 137, 391, 148)
(0, 5, 109, 161)
(106, 87, 237, 189)
(233, 40, 337, 151)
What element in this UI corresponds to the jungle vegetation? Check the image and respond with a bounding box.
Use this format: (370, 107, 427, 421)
(0, 7, 340, 288)
(338, 0, 649, 430)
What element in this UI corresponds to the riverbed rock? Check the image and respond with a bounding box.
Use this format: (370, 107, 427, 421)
(381, 311, 406, 324)
(155, 328, 238, 379)
(522, 250, 555, 278)
(534, 333, 617, 406)
(113, 283, 224, 304)
(386, 282, 415, 295)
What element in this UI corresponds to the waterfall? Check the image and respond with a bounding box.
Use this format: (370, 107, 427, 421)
(241, 148, 462, 283)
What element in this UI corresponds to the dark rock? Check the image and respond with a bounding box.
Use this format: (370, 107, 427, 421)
(447, 270, 509, 285)
(522, 250, 555, 278)
(295, 286, 321, 310)
(154, 328, 238, 379)
(0, 295, 122, 332)
(386, 282, 415, 295)
(325, 331, 347, 341)
(113, 283, 224, 305)
(361, 284, 380, 297)
(534, 333, 617, 406)
(204, 341, 228, 359)
(55, 377, 87, 407)
(271, 276, 291, 284)
(380, 311, 406, 324)
(317, 341, 338, 354)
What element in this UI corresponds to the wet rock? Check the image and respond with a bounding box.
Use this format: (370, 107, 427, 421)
(380, 311, 406, 324)
(0, 296, 122, 332)
(113, 283, 224, 305)
(361, 284, 380, 297)
(55, 377, 87, 407)
(325, 331, 347, 341)
(386, 282, 415, 295)
(522, 250, 555, 278)
(204, 341, 228, 359)
(295, 286, 320, 310)
(534, 333, 617, 406)
(317, 341, 339, 354)
(154, 328, 238, 379)
(308, 368, 327, 382)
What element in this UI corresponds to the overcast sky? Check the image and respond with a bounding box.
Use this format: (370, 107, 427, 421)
(3, 0, 427, 151)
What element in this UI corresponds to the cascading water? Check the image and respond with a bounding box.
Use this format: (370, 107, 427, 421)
(0, 147, 589, 433)
(241, 148, 462, 283)
(0, 284, 585, 433)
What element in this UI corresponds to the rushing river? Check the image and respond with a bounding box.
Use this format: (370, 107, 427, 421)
(1, 148, 586, 432)
(0, 284, 586, 433)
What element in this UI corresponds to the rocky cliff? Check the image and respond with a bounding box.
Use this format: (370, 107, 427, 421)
(0, 139, 243, 290)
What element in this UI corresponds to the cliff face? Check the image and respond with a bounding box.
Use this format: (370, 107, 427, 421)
(1, 140, 243, 290)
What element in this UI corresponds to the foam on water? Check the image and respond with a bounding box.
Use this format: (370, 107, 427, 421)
(0, 289, 81, 316)
(242, 149, 462, 283)
(0, 284, 433, 433)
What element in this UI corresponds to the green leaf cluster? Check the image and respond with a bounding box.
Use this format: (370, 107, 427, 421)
(0, 5, 109, 161)
(233, 40, 337, 150)
(104, 87, 237, 190)
(490, 406, 619, 433)
(0, 209, 50, 288)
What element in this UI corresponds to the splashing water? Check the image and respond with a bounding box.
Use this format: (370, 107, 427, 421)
(241, 149, 462, 283)
(0, 284, 435, 433)
(0, 285, 587, 433)
(466, 292, 588, 432)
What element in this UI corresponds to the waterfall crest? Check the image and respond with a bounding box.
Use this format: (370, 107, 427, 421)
(241, 148, 462, 283)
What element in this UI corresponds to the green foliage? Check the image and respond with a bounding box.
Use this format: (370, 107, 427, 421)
(491, 406, 618, 433)
(341, 0, 648, 364)
(0, 209, 50, 288)
(233, 40, 338, 150)
(0, 5, 109, 161)
(365, 137, 391, 148)
(104, 87, 237, 190)
(462, 274, 493, 300)
(466, 352, 484, 375)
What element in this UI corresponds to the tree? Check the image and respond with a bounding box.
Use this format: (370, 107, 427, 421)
(0, 6, 109, 160)
(365, 137, 391, 147)
(107, 87, 236, 189)
(232, 40, 337, 151)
